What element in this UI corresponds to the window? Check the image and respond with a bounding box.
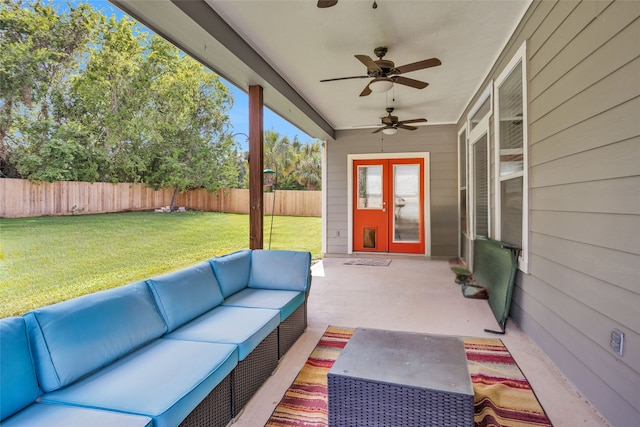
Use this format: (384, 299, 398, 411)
(468, 84, 492, 241)
(458, 127, 468, 260)
(494, 42, 528, 272)
(473, 134, 489, 238)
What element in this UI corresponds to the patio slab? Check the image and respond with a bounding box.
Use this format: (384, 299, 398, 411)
(231, 256, 610, 427)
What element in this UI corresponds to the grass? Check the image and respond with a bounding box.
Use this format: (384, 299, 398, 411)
(0, 211, 321, 318)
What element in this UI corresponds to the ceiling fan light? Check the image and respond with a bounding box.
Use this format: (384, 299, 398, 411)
(382, 127, 397, 135)
(369, 78, 393, 93)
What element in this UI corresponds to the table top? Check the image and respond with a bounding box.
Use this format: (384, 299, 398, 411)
(328, 327, 473, 396)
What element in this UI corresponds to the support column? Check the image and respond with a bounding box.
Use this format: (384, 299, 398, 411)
(248, 85, 264, 249)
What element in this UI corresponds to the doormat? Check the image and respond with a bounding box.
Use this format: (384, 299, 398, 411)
(343, 258, 392, 266)
(266, 326, 553, 427)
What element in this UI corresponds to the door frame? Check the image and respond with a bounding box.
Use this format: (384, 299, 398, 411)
(347, 152, 431, 256)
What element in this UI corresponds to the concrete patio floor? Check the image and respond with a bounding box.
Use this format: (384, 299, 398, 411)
(233, 256, 611, 427)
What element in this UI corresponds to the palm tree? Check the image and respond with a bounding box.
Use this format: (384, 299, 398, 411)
(294, 141, 322, 190)
(263, 129, 296, 189)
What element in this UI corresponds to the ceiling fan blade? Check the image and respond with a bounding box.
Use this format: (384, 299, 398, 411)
(398, 118, 428, 125)
(398, 124, 418, 131)
(355, 54, 382, 72)
(359, 84, 372, 97)
(372, 126, 388, 134)
(393, 58, 442, 74)
(393, 76, 429, 89)
(320, 75, 369, 82)
(317, 0, 338, 8)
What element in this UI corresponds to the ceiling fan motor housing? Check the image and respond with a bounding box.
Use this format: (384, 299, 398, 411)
(368, 59, 395, 77)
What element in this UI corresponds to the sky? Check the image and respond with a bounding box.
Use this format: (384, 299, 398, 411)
(54, 0, 314, 151)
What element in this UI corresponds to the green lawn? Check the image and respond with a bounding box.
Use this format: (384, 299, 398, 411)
(0, 211, 321, 318)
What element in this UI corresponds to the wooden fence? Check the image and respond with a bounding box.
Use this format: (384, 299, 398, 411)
(0, 179, 321, 218)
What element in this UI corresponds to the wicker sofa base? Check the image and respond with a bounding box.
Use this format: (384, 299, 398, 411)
(179, 374, 233, 427)
(232, 329, 279, 416)
(278, 302, 307, 358)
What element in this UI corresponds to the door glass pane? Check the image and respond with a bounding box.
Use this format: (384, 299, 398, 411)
(393, 164, 420, 242)
(501, 176, 523, 247)
(357, 165, 382, 209)
(474, 135, 488, 238)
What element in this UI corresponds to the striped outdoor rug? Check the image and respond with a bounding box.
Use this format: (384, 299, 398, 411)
(266, 326, 552, 427)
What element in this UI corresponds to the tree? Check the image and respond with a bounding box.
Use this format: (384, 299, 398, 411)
(1, 0, 100, 178)
(263, 129, 294, 189)
(294, 141, 322, 190)
(1, 0, 238, 207)
(141, 37, 236, 208)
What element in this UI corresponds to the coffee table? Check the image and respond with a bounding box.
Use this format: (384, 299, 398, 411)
(327, 327, 474, 427)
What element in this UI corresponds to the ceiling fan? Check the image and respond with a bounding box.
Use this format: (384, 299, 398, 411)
(321, 47, 441, 97)
(317, 0, 378, 8)
(372, 107, 428, 134)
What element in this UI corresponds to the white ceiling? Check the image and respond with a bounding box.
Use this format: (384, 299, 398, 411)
(111, 0, 531, 140)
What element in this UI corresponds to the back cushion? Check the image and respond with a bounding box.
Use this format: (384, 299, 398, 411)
(23, 281, 166, 393)
(210, 250, 252, 298)
(249, 250, 311, 291)
(147, 261, 224, 332)
(0, 317, 40, 421)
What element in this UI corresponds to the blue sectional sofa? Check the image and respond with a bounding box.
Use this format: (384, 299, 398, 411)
(0, 249, 311, 427)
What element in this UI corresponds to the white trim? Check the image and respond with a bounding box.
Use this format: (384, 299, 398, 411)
(347, 152, 431, 256)
(493, 40, 529, 273)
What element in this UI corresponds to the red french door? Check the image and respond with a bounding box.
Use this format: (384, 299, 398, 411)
(353, 158, 425, 254)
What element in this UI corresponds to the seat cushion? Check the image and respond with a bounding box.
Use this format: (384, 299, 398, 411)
(248, 250, 311, 292)
(0, 317, 40, 421)
(209, 250, 251, 298)
(222, 288, 305, 322)
(1, 402, 152, 427)
(147, 261, 224, 332)
(40, 339, 237, 427)
(166, 306, 279, 360)
(23, 281, 167, 393)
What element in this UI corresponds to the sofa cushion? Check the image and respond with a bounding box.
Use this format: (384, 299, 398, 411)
(23, 281, 167, 393)
(40, 339, 237, 427)
(0, 317, 40, 421)
(1, 402, 152, 427)
(166, 306, 279, 360)
(248, 250, 311, 292)
(209, 250, 251, 298)
(222, 288, 305, 322)
(147, 261, 224, 332)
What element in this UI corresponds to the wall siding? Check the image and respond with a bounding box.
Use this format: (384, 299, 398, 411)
(325, 125, 457, 257)
(458, 1, 640, 425)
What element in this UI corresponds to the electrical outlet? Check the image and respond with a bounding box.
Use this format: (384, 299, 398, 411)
(610, 329, 624, 357)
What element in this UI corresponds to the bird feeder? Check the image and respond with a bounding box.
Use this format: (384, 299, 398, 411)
(263, 168, 276, 193)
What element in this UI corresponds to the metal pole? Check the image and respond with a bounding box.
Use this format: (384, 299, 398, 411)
(268, 164, 277, 250)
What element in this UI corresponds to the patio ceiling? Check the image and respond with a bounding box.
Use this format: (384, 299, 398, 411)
(111, 0, 531, 141)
